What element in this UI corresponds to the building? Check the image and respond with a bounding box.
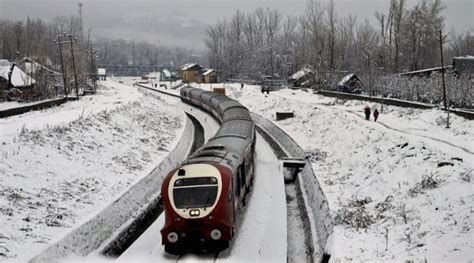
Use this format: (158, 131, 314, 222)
(288, 66, 313, 87)
(180, 63, 204, 83)
(180, 63, 217, 83)
(161, 69, 172, 81)
(1, 59, 38, 101)
(337, 73, 363, 94)
(202, 69, 217, 83)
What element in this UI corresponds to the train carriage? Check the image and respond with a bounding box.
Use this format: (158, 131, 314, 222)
(161, 86, 256, 254)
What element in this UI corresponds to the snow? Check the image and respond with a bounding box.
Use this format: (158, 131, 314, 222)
(0, 80, 185, 261)
(0, 59, 36, 87)
(145, 72, 161, 79)
(180, 63, 198, 71)
(2, 77, 472, 261)
(337, 73, 355, 86)
(116, 134, 287, 262)
(289, 67, 311, 81)
(218, 83, 473, 261)
(162, 69, 171, 78)
(0, 100, 49, 111)
(201, 69, 215, 76)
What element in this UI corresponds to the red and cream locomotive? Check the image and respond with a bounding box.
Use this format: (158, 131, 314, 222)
(160, 87, 256, 254)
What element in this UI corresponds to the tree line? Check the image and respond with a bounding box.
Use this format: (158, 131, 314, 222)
(0, 15, 204, 100)
(204, 0, 472, 81)
(204, 0, 472, 108)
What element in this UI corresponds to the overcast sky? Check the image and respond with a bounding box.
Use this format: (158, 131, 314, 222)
(1, 0, 472, 50)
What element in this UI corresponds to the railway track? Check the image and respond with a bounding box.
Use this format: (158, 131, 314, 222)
(128, 83, 324, 262)
(31, 82, 328, 262)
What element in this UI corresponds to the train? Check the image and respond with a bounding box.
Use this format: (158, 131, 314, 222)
(160, 86, 256, 254)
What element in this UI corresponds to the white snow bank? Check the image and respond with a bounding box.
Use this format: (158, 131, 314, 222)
(0, 82, 185, 261)
(224, 84, 473, 261)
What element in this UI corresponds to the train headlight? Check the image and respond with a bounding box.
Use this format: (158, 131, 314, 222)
(167, 232, 178, 243)
(189, 209, 200, 217)
(210, 229, 222, 240)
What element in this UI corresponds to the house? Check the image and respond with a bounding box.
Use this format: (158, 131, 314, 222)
(161, 69, 179, 81)
(337, 73, 363, 94)
(0, 59, 36, 88)
(18, 57, 62, 89)
(180, 63, 204, 83)
(0, 59, 38, 101)
(452, 56, 474, 76)
(202, 69, 217, 83)
(288, 66, 313, 87)
(179, 63, 217, 83)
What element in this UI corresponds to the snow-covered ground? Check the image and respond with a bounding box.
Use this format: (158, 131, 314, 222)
(0, 81, 185, 261)
(117, 134, 287, 263)
(188, 83, 473, 261)
(1, 78, 472, 262)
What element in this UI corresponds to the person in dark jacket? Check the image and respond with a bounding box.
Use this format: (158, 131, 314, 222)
(364, 106, 371, 120)
(373, 108, 379, 122)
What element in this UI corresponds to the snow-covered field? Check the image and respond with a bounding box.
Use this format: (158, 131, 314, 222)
(0, 81, 185, 261)
(191, 83, 472, 261)
(1, 78, 472, 262)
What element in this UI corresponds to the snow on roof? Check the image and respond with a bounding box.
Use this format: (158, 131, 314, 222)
(0, 59, 36, 87)
(289, 67, 312, 80)
(399, 66, 452, 76)
(338, 73, 355, 86)
(180, 63, 199, 71)
(453, 56, 474, 60)
(19, 57, 61, 75)
(202, 69, 215, 76)
(162, 69, 171, 77)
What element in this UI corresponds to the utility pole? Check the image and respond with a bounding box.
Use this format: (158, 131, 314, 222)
(54, 35, 68, 99)
(78, 3, 84, 45)
(88, 44, 98, 92)
(55, 33, 79, 100)
(438, 29, 449, 128)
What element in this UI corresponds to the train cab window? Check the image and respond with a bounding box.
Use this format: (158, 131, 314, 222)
(173, 177, 218, 209)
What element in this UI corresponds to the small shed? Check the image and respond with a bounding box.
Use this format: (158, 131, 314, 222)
(0, 59, 37, 101)
(337, 73, 363, 93)
(180, 63, 204, 83)
(0, 59, 36, 88)
(288, 66, 313, 87)
(453, 56, 474, 75)
(161, 69, 172, 81)
(202, 69, 217, 83)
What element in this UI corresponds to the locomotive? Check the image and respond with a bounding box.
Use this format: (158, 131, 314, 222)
(160, 87, 256, 254)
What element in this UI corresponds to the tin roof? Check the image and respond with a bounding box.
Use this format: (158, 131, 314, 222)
(0, 59, 36, 87)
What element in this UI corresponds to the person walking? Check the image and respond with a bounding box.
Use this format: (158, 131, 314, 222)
(373, 108, 379, 122)
(364, 106, 371, 120)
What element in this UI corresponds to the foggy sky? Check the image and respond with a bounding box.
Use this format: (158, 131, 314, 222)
(1, 0, 472, 50)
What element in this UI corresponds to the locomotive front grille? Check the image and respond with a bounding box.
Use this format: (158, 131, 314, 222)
(186, 219, 204, 229)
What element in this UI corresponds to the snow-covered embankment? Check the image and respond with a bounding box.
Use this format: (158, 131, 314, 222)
(0, 81, 185, 261)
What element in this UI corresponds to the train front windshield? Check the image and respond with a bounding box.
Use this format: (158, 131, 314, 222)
(173, 177, 218, 209)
